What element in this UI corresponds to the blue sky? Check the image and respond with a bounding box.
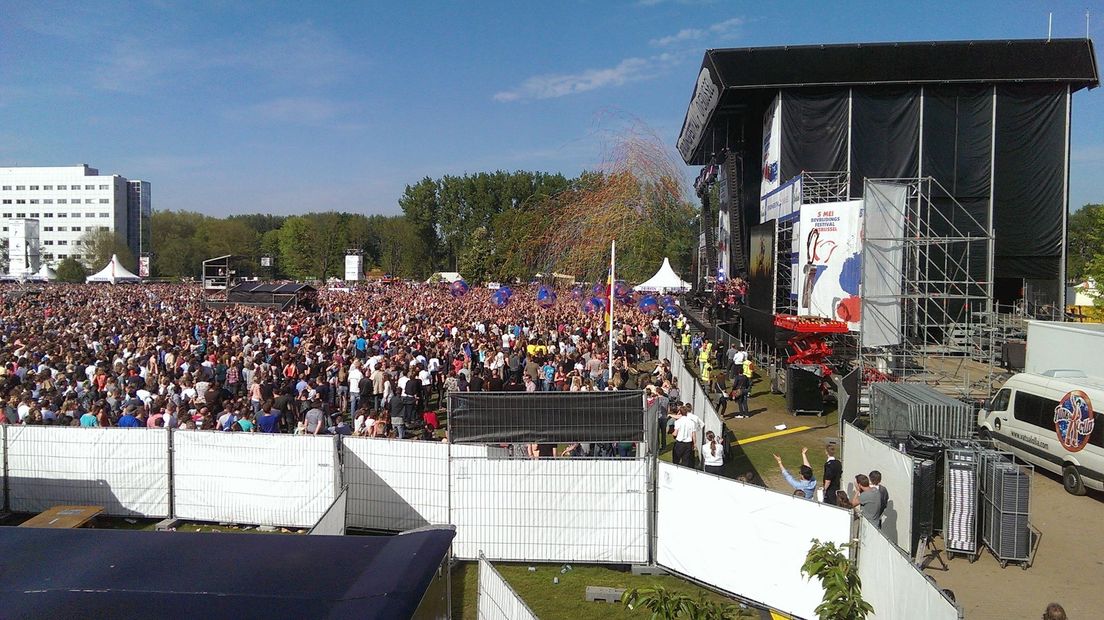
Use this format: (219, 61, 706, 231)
(1, 1, 1101, 216)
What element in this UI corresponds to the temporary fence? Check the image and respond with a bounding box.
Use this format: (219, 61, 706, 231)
(308, 487, 348, 536)
(857, 517, 961, 620)
(343, 437, 450, 531)
(476, 553, 539, 620)
(655, 461, 852, 620)
(4, 425, 170, 517)
(450, 455, 649, 563)
(841, 422, 916, 552)
(172, 432, 337, 528)
(657, 330, 725, 442)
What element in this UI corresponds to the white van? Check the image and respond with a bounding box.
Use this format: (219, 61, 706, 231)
(977, 372, 1104, 495)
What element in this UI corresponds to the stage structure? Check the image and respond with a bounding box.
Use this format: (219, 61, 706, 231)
(677, 39, 1099, 308)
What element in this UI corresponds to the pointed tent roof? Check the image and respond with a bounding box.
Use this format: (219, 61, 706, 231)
(634, 257, 692, 293)
(86, 254, 141, 284)
(29, 264, 57, 282)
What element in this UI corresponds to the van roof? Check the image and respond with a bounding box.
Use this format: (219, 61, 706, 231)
(1003, 372, 1104, 395)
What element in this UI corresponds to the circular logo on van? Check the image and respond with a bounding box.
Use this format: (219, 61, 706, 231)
(1053, 390, 1095, 453)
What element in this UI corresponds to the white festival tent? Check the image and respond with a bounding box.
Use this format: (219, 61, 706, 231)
(634, 257, 692, 294)
(28, 264, 58, 282)
(86, 254, 141, 284)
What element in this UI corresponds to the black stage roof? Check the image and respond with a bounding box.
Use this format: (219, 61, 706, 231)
(0, 526, 454, 619)
(679, 38, 1099, 163)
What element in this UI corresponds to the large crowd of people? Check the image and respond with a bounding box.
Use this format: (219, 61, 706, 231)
(0, 282, 665, 442)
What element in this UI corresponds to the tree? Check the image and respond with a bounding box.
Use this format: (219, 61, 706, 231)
(801, 539, 874, 620)
(55, 257, 88, 283)
(80, 229, 136, 272)
(1068, 204, 1104, 289)
(377, 216, 428, 278)
(621, 586, 750, 619)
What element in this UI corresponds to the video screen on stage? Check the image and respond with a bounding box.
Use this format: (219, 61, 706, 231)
(748, 221, 776, 312)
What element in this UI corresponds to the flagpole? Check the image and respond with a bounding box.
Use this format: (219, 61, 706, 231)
(608, 239, 615, 382)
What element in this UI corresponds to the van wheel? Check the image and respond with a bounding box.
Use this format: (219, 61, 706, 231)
(1063, 465, 1086, 496)
(978, 428, 991, 441)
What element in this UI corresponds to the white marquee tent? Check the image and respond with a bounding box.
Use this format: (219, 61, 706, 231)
(634, 257, 692, 294)
(426, 272, 463, 284)
(86, 254, 141, 284)
(28, 264, 57, 282)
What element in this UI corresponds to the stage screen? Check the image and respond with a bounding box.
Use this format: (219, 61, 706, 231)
(748, 221, 776, 312)
(797, 200, 863, 329)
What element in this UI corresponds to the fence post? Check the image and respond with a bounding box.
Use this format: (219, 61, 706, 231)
(2, 425, 8, 513)
(167, 427, 175, 519)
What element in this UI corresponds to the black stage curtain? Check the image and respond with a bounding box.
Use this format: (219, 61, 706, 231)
(993, 84, 1067, 279)
(922, 86, 994, 202)
(780, 89, 849, 181)
(850, 87, 920, 197)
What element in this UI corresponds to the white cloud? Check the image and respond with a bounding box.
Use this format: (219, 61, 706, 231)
(650, 17, 744, 47)
(494, 53, 685, 102)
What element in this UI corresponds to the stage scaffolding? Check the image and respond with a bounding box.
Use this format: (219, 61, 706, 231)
(774, 171, 851, 316)
(858, 177, 995, 406)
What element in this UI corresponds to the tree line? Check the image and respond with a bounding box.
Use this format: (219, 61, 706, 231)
(137, 169, 697, 283)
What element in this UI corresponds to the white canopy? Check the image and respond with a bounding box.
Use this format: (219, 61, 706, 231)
(633, 257, 692, 293)
(86, 254, 141, 284)
(426, 271, 463, 284)
(1068, 280, 1099, 306)
(28, 264, 57, 282)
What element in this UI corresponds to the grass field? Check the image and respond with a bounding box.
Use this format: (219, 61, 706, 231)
(450, 562, 752, 619)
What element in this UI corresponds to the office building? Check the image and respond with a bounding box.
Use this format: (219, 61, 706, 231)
(0, 164, 151, 268)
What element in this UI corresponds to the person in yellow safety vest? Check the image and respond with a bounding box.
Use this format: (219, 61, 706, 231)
(698, 341, 710, 374)
(743, 357, 755, 382)
(701, 362, 712, 388)
(680, 330, 691, 355)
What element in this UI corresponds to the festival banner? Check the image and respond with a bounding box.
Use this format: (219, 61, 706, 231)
(760, 94, 782, 198)
(797, 200, 863, 330)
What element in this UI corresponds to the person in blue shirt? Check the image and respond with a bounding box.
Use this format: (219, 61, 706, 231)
(774, 449, 817, 500)
(257, 402, 281, 433)
(117, 406, 142, 428)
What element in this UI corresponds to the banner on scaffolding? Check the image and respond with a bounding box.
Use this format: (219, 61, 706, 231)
(860, 181, 908, 347)
(797, 200, 863, 330)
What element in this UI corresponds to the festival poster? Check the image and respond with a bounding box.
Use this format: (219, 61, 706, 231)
(760, 94, 782, 198)
(716, 208, 730, 282)
(797, 200, 863, 329)
(748, 221, 776, 312)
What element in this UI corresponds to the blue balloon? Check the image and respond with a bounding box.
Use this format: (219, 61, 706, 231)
(492, 290, 509, 308)
(663, 303, 681, 316)
(536, 286, 557, 308)
(571, 286, 584, 301)
(638, 295, 659, 313)
(614, 281, 632, 301)
(592, 281, 609, 298)
(584, 296, 606, 314)
(450, 279, 469, 298)
(498, 286, 513, 299)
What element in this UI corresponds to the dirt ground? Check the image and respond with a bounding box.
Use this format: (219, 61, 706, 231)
(921, 470, 1104, 619)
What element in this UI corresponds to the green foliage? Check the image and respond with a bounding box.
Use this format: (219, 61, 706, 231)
(80, 228, 136, 272)
(55, 257, 88, 283)
(801, 539, 874, 620)
(621, 586, 750, 619)
(1069, 204, 1104, 303)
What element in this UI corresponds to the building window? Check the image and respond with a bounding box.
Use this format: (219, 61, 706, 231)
(29, 185, 39, 190)
(29, 199, 39, 204)
(57, 199, 67, 204)
(71, 212, 80, 217)
(16, 213, 25, 217)
(30, 213, 38, 218)
(43, 213, 52, 218)
(57, 226, 67, 232)
(16, 199, 25, 204)
(1, 212, 9, 217)
(99, 226, 108, 231)
(98, 184, 109, 190)
(57, 213, 66, 218)
(84, 185, 94, 190)
(1, 200, 9, 204)
(1, 186, 10, 190)
(57, 240, 67, 245)
(99, 198, 109, 203)
(57, 254, 66, 259)
(57, 185, 66, 190)
(99, 212, 110, 218)
(16, 185, 25, 190)
(72, 226, 81, 231)
(43, 199, 52, 204)
(43, 240, 53, 246)
(44, 226, 53, 231)
(84, 199, 93, 204)
(43, 185, 52, 190)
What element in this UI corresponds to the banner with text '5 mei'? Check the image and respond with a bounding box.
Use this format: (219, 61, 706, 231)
(797, 200, 863, 330)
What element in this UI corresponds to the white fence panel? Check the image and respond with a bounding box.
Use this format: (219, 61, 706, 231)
(451, 457, 649, 563)
(0, 426, 5, 511)
(659, 330, 724, 439)
(5, 426, 170, 517)
(656, 461, 852, 619)
(477, 554, 538, 620)
(343, 437, 450, 531)
(842, 422, 915, 551)
(172, 432, 335, 528)
(858, 517, 959, 620)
